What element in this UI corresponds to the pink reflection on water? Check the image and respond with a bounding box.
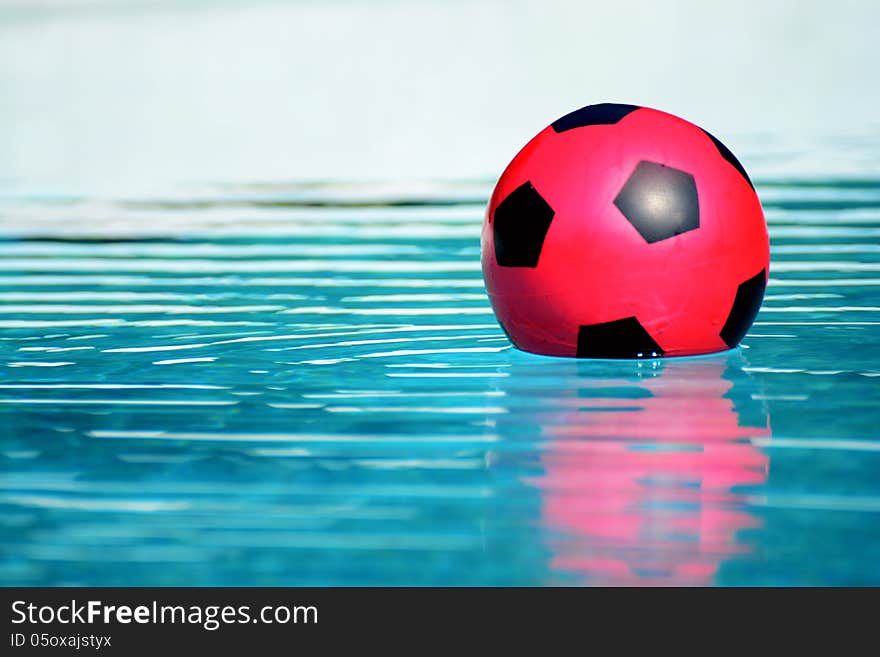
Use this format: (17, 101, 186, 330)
(535, 359, 770, 585)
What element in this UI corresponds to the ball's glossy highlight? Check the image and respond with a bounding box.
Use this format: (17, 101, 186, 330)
(481, 103, 770, 359)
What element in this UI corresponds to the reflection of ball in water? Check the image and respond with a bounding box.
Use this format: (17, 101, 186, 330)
(481, 103, 769, 358)
(518, 356, 772, 585)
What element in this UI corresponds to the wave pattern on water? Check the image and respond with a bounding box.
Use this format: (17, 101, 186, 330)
(0, 179, 879, 586)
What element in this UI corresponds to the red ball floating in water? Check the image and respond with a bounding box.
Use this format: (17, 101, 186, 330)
(481, 103, 770, 359)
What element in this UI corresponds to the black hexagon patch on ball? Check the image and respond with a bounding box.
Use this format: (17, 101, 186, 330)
(701, 128, 755, 191)
(577, 317, 664, 359)
(720, 269, 767, 348)
(493, 181, 555, 268)
(614, 161, 700, 244)
(551, 103, 639, 133)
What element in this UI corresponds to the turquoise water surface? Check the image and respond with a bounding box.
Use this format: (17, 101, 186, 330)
(1, 176, 878, 586)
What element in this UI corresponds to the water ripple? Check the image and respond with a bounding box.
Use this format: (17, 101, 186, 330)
(1, 178, 879, 586)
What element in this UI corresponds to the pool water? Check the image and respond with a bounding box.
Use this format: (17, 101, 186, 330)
(0, 176, 878, 587)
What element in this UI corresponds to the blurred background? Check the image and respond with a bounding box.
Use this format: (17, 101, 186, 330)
(2, 0, 879, 195)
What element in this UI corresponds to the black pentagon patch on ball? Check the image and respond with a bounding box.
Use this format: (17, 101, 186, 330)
(497, 321, 518, 348)
(701, 128, 755, 191)
(577, 317, 664, 359)
(493, 181, 555, 268)
(720, 269, 767, 348)
(614, 161, 700, 244)
(551, 103, 639, 133)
